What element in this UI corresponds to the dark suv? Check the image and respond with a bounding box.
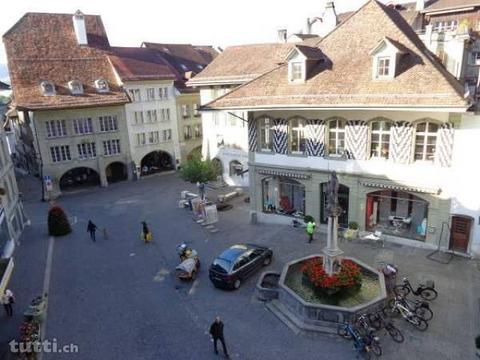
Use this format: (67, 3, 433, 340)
(209, 244, 273, 290)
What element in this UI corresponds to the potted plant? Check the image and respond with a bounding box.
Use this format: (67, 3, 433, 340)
(475, 335, 480, 357)
(344, 221, 359, 240)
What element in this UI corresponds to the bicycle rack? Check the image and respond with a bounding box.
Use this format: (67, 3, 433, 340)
(426, 221, 454, 264)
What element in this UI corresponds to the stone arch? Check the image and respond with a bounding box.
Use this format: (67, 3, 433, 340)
(105, 161, 128, 183)
(59, 167, 100, 191)
(140, 150, 174, 176)
(211, 157, 223, 177)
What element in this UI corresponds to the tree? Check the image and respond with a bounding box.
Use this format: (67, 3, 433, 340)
(180, 155, 219, 184)
(48, 206, 72, 236)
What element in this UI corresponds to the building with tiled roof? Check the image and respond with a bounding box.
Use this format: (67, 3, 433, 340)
(203, 0, 480, 257)
(3, 11, 132, 199)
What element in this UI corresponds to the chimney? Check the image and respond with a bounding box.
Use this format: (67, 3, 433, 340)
(306, 18, 312, 35)
(322, 1, 338, 37)
(277, 29, 287, 43)
(73, 10, 88, 45)
(416, 0, 425, 11)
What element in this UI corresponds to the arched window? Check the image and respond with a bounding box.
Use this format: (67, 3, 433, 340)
(229, 160, 243, 177)
(328, 118, 346, 156)
(414, 122, 439, 161)
(40, 81, 55, 96)
(68, 80, 83, 95)
(258, 117, 274, 151)
(370, 120, 392, 158)
(289, 118, 306, 154)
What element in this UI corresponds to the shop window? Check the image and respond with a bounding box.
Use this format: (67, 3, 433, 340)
(289, 118, 306, 154)
(262, 177, 305, 216)
(370, 120, 391, 159)
(258, 117, 274, 151)
(320, 183, 349, 228)
(365, 190, 428, 241)
(414, 122, 438, 161)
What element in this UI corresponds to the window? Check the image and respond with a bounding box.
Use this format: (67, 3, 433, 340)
(68, 80, 83, 95)
(163, 88, 169, 99)
(182, 104, 190, 118)
(193, 104, 200, 117)
(77, 142, 96, 159)
(146, 88, 155, 101)
(99, 116, 118, 132)
(194, 124, 202, 139)
(148, 131, 159, 144)
(136, 133, 146, 146)
(50, 145, 71, 163)
(73, 118, 93, 135)
(46, 120, 67, 138)
(370, 120, 391, 158)
(469, 52, 480, 65)
(134, 111, 144, 125)
(160, 108, 170, 122)
(40, 81, 55, 96)
(103, 139, 121, 156)
(95, 79, 109, 93)
(184, 125, 192, 140)
(377, 57, 390, 77)
(229, 160, 242, 177)
(414, 122, 439, 161)
(259, 117, 274, 151)
(229, 114, 237, 126)
(262, 177, 305, 215)
(290, 118, 306, 154)
(291, 62, 303, 81)
(328, 119, 346, 156)
(129, 89, 141, 102)
(433, 20, 458, 32)
(162, 129, 172, 142)
(213, 112, 220, 126)
(146, 110, 157, 123)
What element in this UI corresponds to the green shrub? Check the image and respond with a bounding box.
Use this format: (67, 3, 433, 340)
(304, 215, 315, 223)
(48, 206, 72, 237)
(180, 155, 218, 184)
(348, 221, 359, 230)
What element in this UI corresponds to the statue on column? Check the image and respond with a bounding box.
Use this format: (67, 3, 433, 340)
(326, 171, 342, 218)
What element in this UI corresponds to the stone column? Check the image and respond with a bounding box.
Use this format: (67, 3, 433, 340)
(323, 216, 344, 275)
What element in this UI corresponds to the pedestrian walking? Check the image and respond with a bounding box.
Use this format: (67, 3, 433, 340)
(2, 289, 14, 317)
(209, 316, 229, 357)
(306, 219, 316, 243)
(141, 221, 152, 243)
(87, 220, 98, 242)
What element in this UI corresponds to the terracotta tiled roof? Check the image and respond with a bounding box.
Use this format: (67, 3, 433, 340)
(294, 45, 324, 60)
(423, 0, 480, 12)
(109, 47, 178, 82)
(188, 43, 294, 86)
(142, 42, 214, 79)
(3, 12, 128, 111)
(205, 0, 469, 110)
(290, 34, 321, 41)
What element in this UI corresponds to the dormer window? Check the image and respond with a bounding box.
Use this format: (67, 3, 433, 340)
(285, 45, 324, 83)
(377, 57, 391, 77)
(40, 81, 55, 96)
(95, 79, 109, 93)
(68, 80, 83, 95)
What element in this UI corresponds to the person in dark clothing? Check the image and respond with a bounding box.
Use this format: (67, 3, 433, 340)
(2, 289, 14, 317)
(87, 220, 98, 242)
(141, 221, 151, 243)
(209, 316, 229, 357)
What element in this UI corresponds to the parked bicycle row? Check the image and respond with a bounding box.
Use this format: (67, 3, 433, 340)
(338, 264, 438, 359)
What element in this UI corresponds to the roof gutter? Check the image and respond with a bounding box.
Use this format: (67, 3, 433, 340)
(422, 6, 478, 15)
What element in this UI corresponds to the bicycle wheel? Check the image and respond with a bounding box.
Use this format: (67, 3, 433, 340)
(386, 300, 400, 318)
(393, 285, 410, 297)
(370, 342, 382, 357)
(411, 316, 428, 331)
(367, 313, 382, 330)
(386, 324, 405, 343)
(415, 306, 433, 321)
(420, 288, 438, 301)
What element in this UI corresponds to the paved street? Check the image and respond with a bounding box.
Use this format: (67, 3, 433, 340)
(1, 173, 479, 360)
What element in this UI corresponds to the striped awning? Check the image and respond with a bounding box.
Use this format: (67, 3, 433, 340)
(360, 181, 441, 195)
(258, 169, 311, 180)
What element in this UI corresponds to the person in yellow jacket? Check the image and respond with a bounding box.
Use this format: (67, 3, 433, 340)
(306, 219, 316, 243)
(141, 221, 152, 243)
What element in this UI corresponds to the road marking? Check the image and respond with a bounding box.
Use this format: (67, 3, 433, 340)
(38, 236, 55, 360)
(153, 268, 170, 282)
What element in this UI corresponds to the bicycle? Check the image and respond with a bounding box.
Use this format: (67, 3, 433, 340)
(388, 295, 433, 321)
(394, 277, 437, 300)
(385, 296, 428, 331)
(338, 323, 382, 359)
(366, 311, 405, 343)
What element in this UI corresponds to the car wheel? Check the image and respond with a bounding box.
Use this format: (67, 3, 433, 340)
(263, 256, 272, 266)
(233, 279, 241, 289)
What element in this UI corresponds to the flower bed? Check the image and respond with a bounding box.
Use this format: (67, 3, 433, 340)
(300, 257, 362, 303)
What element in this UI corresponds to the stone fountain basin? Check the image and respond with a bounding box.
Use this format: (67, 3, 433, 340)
(267, 254, 387, 334)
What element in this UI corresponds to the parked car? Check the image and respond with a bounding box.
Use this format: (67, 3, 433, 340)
(209, 244, 273, 290)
